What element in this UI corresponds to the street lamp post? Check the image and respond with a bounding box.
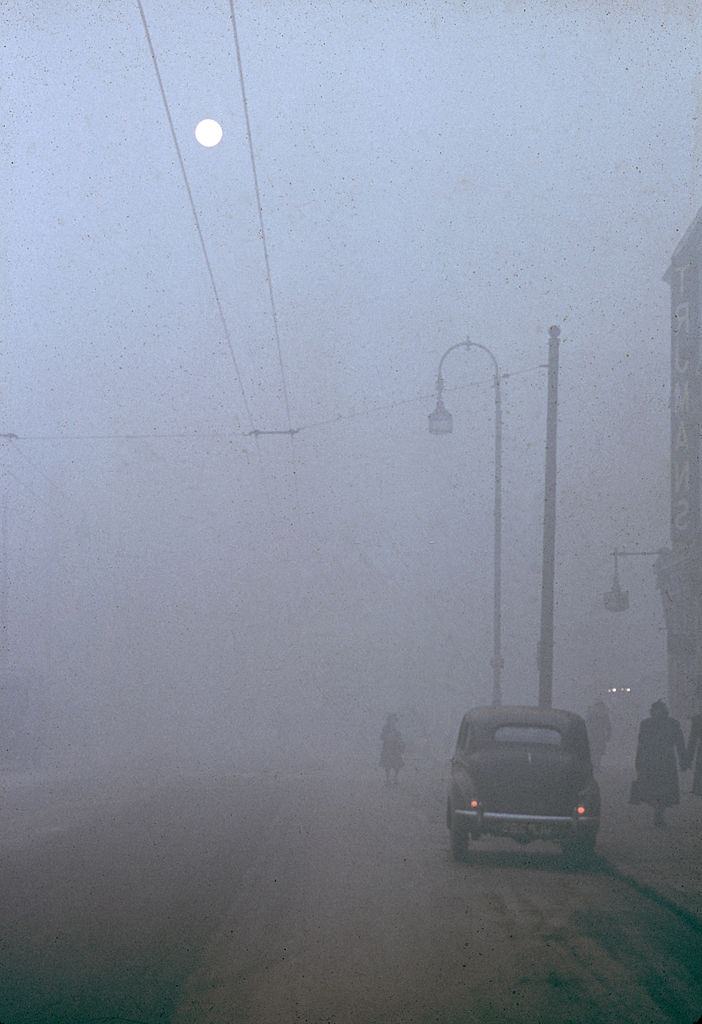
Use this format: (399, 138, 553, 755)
(428, 337, 503, 707)
(537, 325, 561, 708)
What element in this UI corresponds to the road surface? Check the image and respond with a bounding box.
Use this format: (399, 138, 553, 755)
(1, 766, 701, 1023)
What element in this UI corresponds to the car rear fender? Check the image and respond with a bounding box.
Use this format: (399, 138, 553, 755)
(449, 764, 477, 812)
(575, 775, 601, 816)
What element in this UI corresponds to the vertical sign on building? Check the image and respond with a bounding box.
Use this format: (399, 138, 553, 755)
(669, 256, 700, 546)
(663, 213, 702, 717)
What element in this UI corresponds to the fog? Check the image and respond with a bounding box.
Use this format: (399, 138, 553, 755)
(3, 0, 699, 774)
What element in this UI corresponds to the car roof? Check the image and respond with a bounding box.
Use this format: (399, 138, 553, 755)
(461, 705, 584, 730)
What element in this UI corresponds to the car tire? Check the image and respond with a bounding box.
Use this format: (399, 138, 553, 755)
(450, 813, 470, 862)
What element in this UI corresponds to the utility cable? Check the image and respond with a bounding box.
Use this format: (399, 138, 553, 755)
(228, 0, 300, 511)
(294, 363, 547, 434)
(14, 432, 250, 442)
(136, 0, 274, 514)
(10, 362, 547, 444)
(136, 0, 253, 431)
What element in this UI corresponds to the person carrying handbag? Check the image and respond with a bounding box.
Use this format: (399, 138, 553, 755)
(629, 700, 687, 829)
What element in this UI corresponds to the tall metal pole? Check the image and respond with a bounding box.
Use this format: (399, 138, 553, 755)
(538, 325, 561, 708)
(492, 371, 503, 706)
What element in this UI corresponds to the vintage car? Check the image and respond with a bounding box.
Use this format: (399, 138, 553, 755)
(447, 705, 600, 861)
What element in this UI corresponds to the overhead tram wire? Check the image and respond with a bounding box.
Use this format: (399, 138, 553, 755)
(10, 362, 547, 445)
(9, 385, 497, 443)
(13, 432, 251, 441)
(135, 0, 273, 513)
(228, 0, 300, 514)
(291, 362, 548, 434)
(135, 0, 250, 423)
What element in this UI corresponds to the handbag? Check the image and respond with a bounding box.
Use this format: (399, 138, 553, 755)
(629, 778, 644, 805)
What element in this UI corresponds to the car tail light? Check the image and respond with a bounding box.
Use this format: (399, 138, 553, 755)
(576, 805, 586, 816)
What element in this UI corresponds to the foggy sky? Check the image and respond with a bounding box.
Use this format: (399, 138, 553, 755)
(3, 0, 701, 768)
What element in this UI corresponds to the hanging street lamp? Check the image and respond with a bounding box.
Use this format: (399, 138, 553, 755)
(603, 550, 630, 612)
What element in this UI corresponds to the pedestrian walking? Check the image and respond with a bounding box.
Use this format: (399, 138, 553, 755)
(380, 714, 405, 786)
(630, 700, 687, 829)
(685, 711, 702, 797)
(585, 698, 612, 770)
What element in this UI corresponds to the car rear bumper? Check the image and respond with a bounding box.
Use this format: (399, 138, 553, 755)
(455, 808, 598, 839)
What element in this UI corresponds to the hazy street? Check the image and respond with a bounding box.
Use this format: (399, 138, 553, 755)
(2, 765, 701, 1024)
(5, 3, 702, 1022)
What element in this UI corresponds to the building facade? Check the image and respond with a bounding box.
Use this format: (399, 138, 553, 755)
(657, 209, 702, 718)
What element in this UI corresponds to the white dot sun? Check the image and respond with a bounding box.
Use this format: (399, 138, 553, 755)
(195, 119, 223, 148)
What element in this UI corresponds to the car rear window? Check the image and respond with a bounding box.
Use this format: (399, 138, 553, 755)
(493, 725, 562, 746)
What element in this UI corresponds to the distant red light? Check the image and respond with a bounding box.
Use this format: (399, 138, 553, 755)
(576, 805, 586, 816)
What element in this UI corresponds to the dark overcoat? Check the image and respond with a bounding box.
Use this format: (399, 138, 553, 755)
(380, 726, 405, 770)
(635, 714, 686, 807)
(686, 715, 702, 797)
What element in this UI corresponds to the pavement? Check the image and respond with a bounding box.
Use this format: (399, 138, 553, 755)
(596, 763, 702, 922)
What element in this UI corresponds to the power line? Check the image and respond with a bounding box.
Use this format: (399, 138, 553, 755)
(228, 0, 299, 509)
(136, 0, 278, 516)
(8, 362, 547, 445)
(14, 432, 248, 441)
(228, 0, 294, 433)
(293, 362, 547, 434)
(136, 0, 254, 432)
(245, 428, 300, 438)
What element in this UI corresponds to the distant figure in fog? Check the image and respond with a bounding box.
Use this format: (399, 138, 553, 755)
(685, 712, 702, 797)
(631, 700, 687, 829)
(585, 699, 612, 769)
(380, 714, 405, 786)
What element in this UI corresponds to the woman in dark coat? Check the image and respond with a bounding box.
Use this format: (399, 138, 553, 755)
(632, 700, 687, 828)
(685, 713, 702, 797)
(380, 714, 405, 786)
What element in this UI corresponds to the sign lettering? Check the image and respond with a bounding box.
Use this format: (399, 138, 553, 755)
(670, 259, 700, 546)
